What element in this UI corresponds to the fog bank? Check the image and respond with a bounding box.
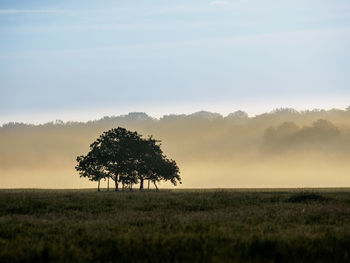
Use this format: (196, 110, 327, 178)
(1, 108, 350, 188)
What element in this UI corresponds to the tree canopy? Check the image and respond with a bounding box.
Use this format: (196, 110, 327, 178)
(75, 127, 181, 191)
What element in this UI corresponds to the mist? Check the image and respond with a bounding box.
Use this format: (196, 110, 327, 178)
(1, 108, 350, 188)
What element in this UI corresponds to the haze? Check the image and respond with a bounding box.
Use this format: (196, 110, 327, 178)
(1, 1, 350, 188)
(1, 109, 350, 188)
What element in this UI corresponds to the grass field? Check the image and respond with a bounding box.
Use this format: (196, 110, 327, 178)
(0, 189, 350, 262)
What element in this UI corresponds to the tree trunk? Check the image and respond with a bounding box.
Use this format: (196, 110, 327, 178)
(107, 176, 110, 192)
(97, 179, 100, 192)
(130, 183, 133, 191)
(122, 180, 125, 191)
(148, 180, 150, 191)
(153, 181, 159, 191)
(114, 178, 118, 191)
(139, 177, 144, 190)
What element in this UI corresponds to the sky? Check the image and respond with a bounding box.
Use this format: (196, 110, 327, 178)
(1, 0, 350, 124)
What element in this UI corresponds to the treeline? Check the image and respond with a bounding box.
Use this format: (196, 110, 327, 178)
(2, 108, 350, 165)
(2, 107, 350, 129)
(263, 119, 350, 154)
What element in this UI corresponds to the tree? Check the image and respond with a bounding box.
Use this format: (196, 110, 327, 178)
(75, 149, 105, 192)
(141, 152, 181, 191)
(75, 127, 181, 191)
(132, 136, 164, 190)
(159, 158, 181, 186)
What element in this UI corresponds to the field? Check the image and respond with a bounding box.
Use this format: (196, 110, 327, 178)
(0, 189, 350, 262)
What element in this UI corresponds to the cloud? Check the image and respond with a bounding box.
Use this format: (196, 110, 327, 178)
(0, 9, 64, 14)
(209, 1, 232, 6)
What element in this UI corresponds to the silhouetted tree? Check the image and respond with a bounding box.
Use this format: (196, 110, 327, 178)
(133, 136, 164, 190)
(76, 149, 105, 192)
(75, 127, 181, 191)
(143, 155, 181, 191)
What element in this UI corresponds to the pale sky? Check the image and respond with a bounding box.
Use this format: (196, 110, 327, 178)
(1, 0, 350, 124)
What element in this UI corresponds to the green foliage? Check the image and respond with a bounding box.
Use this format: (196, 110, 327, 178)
(1, 189, 350, 262)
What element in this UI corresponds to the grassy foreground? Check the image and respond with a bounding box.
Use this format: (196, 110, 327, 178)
(0, 189, 350, 262)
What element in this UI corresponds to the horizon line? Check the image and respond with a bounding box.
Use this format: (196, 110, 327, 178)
(1, 106, 350, 127)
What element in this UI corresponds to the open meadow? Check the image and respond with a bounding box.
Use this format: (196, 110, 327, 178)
(0, 189, 350, 262)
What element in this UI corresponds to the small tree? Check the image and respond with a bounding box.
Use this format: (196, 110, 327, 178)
(145, 156, 181, 191)
(76, 150, 105, 192)
(131, 136, 164, 190)
(160, 158, 181, 186)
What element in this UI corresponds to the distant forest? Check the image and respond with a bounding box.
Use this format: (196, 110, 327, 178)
(1, 108, 350, 188)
